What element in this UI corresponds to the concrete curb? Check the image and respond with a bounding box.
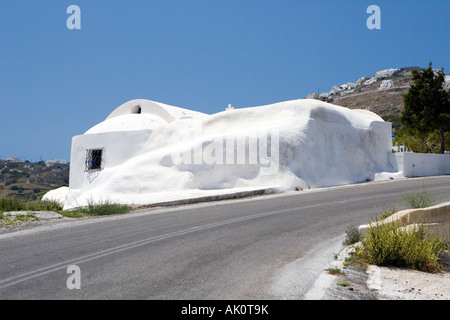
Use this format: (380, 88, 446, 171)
(359, 201, 450, 238)
(134, 188, 279, 209)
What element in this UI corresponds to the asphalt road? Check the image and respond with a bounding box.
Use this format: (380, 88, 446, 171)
(1, 176, 449, 300)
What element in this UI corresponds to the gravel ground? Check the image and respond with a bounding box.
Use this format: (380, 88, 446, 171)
(367, 265, 450, 300)
(323, 244, 450, 300)
(324, 263, 450, 300)
(0, 213, 97, 235)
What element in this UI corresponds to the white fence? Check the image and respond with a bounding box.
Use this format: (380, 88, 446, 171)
(390, 152, 450, 177)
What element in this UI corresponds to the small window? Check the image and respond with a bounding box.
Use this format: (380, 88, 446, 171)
(131, 104, 142, 114)
(85, 148, 103, 172)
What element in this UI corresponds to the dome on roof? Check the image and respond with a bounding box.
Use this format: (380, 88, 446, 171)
(348, 108, 384, 122)
(84, 99, 207, 134)
(85, 113, 167, 134)
(106, 99, 206, 122)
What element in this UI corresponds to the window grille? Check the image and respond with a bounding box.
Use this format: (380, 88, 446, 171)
(85, 148, 103, 172)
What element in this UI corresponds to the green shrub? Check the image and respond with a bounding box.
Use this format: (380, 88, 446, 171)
(27, 200, 62, 212)
(0, 197, 25, 212)
(402, 185, 435, 209)
(68, 199, 131, 216)
(343, 225, 362, 245)
(378, 205, 398, 220)
(0, 197, 62, 213)
(1, 196, 130, 218)
(360, 220, 446, 272)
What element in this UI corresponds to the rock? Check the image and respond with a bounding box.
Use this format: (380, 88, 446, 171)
(32, 211, 63, 219)
(3, 211, 63, 219)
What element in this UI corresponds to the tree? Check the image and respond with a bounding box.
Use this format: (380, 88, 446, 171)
(394, 128, 450, 154)
(401, 62, 450, 153)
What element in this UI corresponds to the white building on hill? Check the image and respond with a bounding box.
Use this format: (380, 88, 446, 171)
(364, 77, 378, 85)
(45, 159, 68, 166)
(375, 68, 399, 79)
(379, 80, 394, 89)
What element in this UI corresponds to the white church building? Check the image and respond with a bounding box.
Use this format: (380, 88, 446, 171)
(46, 98, 397, 210)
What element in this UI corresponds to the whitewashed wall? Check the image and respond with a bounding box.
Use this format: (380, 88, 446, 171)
(68, 130, 152, 191)
(392, 152, 450, 177)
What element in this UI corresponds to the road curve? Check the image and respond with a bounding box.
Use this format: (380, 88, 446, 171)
(1, 175, 449, 300)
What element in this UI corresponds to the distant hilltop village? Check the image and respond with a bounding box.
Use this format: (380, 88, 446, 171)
(1, 157, 68, 166)
(306, 68, 402, 102)
(307, 67, 450, 103)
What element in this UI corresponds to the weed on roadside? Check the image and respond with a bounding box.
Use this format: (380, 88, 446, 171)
(0, 197, 62, 213)
(343, 225, 362, 245)
(0, 212, 40, 227)
(325, 267, 345, 276)
(337, 282, 350, 287)
(66, 199, 132, 216)
(378, 205, 398, 220)
(402, 184, 435, 209)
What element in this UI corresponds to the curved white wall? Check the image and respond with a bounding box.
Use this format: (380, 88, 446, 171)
(106, 99, 175, 123)
(62, 99, 395, 210)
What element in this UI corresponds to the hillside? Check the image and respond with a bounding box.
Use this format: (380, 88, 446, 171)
(332, 69, 415, 116)
(307, 67, 421, 132)
(0, 160, 69, 200)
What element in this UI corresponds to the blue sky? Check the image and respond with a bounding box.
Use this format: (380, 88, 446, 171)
(1, 0, 449, 161)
